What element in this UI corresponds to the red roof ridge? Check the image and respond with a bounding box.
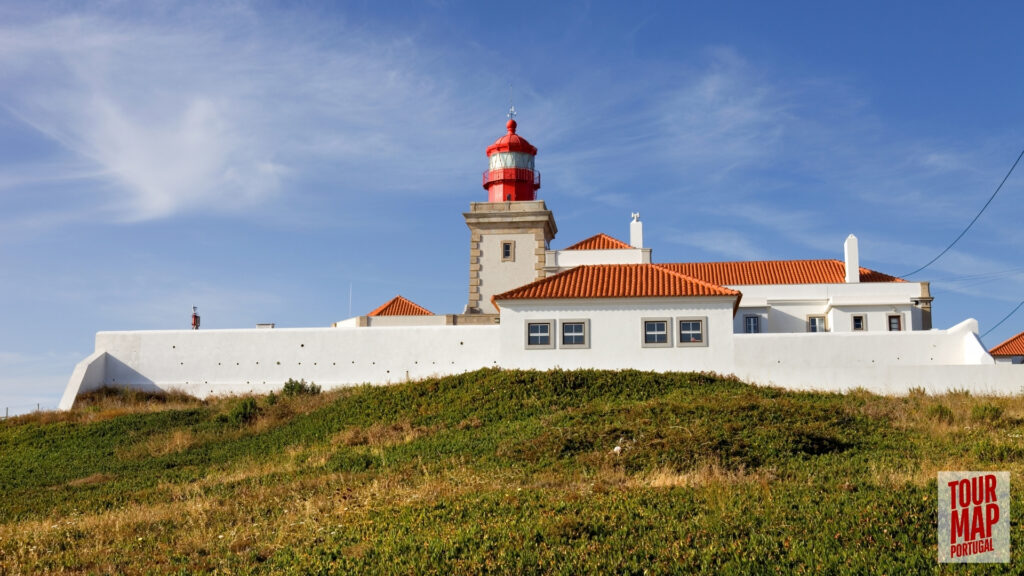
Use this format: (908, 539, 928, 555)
(367, 295, 433, 317)
(990, 331, 1024, 357)
(492, 264, 740, 310)
(658, 259, 904, 285)
(564, 233, 633, 251)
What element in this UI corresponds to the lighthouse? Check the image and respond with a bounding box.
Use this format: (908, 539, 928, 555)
(464, 112, 557, 314)
(483, 109, 541, 202)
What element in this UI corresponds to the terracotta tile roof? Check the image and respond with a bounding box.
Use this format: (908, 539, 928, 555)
(990, 331, 1024, 357)
(657, 260, 905, 286)
(493, 264, 740, 304)
(564, 233, 633, 250)
(367, 295, 433, 317)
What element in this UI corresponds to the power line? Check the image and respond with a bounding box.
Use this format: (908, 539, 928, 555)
(982, 300, 1024, 338)
(903, 147, 1024, 278)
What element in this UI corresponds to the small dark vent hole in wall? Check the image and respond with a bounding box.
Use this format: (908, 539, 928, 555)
(276, 361, 280, 365)
(298, 362, 302, 365)
(300, 344, 304, 347)
(460, 341, 464, 345)
(172, 345, 176, 349)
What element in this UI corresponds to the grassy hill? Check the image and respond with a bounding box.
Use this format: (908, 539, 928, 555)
(1, 369, 1022, 574)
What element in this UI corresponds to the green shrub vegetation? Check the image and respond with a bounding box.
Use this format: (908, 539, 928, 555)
(0, 369, 1021, 574)
(282, 378, 321, 397)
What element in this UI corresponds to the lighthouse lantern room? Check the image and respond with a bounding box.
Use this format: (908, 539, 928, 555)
(483, 107, 541, 202)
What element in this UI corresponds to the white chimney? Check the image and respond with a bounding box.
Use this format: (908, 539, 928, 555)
(630, 212, 643, 248)
(844, 234, 859, 283)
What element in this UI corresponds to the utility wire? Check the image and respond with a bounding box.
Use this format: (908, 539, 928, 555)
(903, 147, 1024, 278)
(982, 300, 1024, 338)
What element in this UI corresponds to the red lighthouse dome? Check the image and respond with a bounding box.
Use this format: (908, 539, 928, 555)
(483, 114, 540, 202)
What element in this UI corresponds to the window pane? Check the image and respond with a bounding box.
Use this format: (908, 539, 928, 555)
(853, 316, 864, 331)
(888, 316, 901, 331)
(644, 321, 667, 344)
(744, 316, 759, 333)
(562, 322, 585, 345)
(528, 323, 550, 345)
(679, 320, 703, 343)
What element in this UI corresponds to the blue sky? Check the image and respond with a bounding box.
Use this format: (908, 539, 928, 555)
(1, 1, 1022, 412)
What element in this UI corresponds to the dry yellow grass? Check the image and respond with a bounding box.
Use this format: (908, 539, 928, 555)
(116, 429, 197, 460)
(65, 473, 115, 487)
(636, 462, 773, 489)
(0, 458, 525, 575)
(333, 419, 441, 448)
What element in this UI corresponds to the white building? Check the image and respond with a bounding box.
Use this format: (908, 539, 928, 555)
(60, 116, 1021, 410)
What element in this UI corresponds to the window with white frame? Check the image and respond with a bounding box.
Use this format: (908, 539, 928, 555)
(888, 314, 902, 331)
(560, 320, 589, 349)
(807, 315, 827, 333)
(525, 321, 554, 349)
(852, 315, 866, 331)
(642, 318, 671, 347)
(743, 315, 760, 334)
(677, 318, 707, 347)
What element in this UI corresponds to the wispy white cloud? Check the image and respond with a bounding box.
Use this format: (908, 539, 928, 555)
(652, 47, 790, 175)
(0, 7, 497, 224)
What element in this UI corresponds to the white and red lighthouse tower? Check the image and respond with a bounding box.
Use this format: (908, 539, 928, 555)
(483, 111, 541, 202)
(463, 112, 557, 314)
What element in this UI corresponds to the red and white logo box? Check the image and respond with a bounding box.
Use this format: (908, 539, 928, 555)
(938, 471, 1010, 563)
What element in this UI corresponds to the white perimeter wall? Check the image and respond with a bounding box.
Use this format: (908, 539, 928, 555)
(732, 319, 1023, 395)
(61, 314, 1023, 410)
(498, 297, 738, 372)
(60, 325, 499, 409)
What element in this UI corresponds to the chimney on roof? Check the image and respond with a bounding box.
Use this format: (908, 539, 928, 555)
(630, 212, 643, 248)
(844, 234, 859, 283)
